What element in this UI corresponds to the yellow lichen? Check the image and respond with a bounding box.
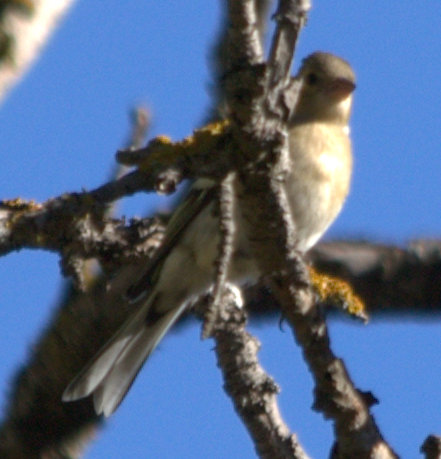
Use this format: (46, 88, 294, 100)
(309, 266, 367, 321)
(138, 120, 231, 171)
(0, 197, 42, 211)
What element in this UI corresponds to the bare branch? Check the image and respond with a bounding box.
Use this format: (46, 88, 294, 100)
(309, 240, 441, 314)
(208, 0, 271, 119)
(0, 1, 435, 457)
(125, 107, 151, 151)
(0, 121, 234, 262)
(198, 288, 310, 459)
(0, 0, 76, 102)
(225, 0, 264, 67)
(202, 172, 236, 339)
(0, 196, 164, 269)
(268, 0, 310, 87)
(0, 110, 159, 458)
(224, 0, 397, 456)
(271, 275, 397, 458)
(0, 261, 160, 458)
(241, 239, 441, 317)
(421, 435, 441, 459)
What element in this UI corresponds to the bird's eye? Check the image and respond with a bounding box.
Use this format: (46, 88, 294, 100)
(306, 73, 318, 85)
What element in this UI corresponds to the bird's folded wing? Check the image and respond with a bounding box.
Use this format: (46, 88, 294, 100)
(126, 183, 216, 301)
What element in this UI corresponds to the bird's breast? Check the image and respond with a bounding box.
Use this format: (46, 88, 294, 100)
(286, 121, 352, 251)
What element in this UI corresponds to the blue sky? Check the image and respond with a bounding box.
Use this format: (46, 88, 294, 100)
(1, 1, 441, 457)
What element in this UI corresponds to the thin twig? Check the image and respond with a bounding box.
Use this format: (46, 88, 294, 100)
(201, 288, 310, 459)
(202, 172, 236, 339)
(268, 0, 310, 88)
(0, 0, 76, 102)
(421, 435, 441, 459)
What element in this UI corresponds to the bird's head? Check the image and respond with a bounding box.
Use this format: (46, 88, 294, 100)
(292, 51, 356, 125)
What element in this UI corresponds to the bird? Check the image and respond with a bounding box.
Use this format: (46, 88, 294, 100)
(62, 51, 356, 417)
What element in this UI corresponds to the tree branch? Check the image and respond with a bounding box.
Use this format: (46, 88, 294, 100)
(201, 288, 310, 459)
(421, 435, 441, 459)
(0, 261, 160, 458)
(0, 1, 437, 457)
(0, 120, 236, 264)
(309, 240, 441, 314)
(223, 0, 397, 457)
(0, 0, 76, 102)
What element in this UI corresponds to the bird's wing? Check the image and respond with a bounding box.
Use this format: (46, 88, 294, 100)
(62, 292, 187, 416)
(126, 182, 216, 301)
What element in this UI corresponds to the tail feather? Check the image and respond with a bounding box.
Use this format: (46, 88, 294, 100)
(63, 296, 185, 416)
(93, 308, 183, 416)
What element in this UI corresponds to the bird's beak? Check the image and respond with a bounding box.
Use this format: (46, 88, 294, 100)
(327, 78, 356, 100)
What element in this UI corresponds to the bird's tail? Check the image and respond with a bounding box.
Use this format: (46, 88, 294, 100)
(62, 294, 184, 417)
